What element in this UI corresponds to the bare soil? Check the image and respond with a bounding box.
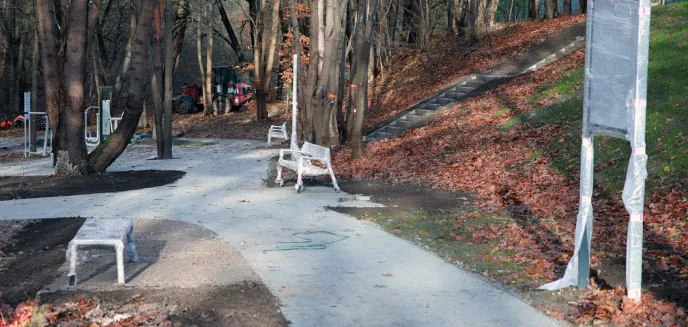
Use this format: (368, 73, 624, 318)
(0, 170, 185, 201)
(0, 218, 86, 305)
(39, 284, 288, 327)
(0, 218, 288, 327)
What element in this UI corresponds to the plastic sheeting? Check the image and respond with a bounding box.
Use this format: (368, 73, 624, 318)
(539, 0, 650, 300)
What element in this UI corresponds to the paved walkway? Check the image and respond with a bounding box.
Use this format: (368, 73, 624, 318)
(0, 140, 562, 327)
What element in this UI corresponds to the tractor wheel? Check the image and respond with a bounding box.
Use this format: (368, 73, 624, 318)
(175, 95, 195, 114)
(213, 95, 228, 115)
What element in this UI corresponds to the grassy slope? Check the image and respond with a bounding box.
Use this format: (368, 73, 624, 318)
(516, 4, 688, 192)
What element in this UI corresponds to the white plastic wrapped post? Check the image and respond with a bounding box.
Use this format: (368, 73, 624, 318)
(540, 0, 650, 301)
(539, 138, 594, 291)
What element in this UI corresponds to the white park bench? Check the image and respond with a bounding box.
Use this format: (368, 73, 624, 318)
(267, 122, 288, 146)
(66, 218, 138, 286)
(276, 142, 340, 193)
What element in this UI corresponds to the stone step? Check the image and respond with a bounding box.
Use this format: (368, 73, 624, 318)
(477, 75, 496, 82)
(395, 120, 414, 128)
(446, 92, 466, 99)
(543, 55, 558, 65)
(435, 98, 452, 105)
(375, 131, 393, 139)
(464, 81, 483, 88)
(423, 103, 440, 110)
(385, 125, 404, 134)
(454, 86, 474, 93)
(413, 109, 434, 116)
(404, 114, 425, 122)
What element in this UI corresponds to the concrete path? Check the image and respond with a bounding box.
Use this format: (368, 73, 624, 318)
(0, 140, 562, 327)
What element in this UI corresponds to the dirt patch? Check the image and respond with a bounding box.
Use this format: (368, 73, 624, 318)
(38, 283, 288, 327)
(169, 102, 289, 140)
(339, 179, 472, 210)
(1, 218, 288, 326)
(0, 170, 185, 201)
(0, 218, 86, 305)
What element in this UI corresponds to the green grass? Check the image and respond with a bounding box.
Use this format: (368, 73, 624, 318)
(362, 209, 525, 279)
(515, 3, 688, 192)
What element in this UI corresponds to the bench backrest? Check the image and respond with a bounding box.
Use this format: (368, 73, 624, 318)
(301, 142, 331, 161)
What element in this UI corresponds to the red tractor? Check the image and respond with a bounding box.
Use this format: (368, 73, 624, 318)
(175, 66, 253, 114)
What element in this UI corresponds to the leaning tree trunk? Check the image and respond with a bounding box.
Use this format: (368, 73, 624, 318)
(89, 0, 157, 172)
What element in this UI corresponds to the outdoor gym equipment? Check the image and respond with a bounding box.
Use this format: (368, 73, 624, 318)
(23, 91, 52, 157)
(540, 0, 651, 301)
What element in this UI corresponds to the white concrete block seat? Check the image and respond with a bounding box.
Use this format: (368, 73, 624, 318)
(267, 122, 289, 146)
(66, 218, 138, 286)
(276, 142, 340, 193)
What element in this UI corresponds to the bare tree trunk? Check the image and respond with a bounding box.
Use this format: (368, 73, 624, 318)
(216, 0, 247, 62)
(204, 2, 214, 116)
(474, 0, 487, 35)
(301, 0, 319, 142)
(311, 0, 327, 145)
(579, 0, 586, 14)
(152, 0, 164, 159)
(348, 0, 378, 159)
(387, 0, 398, 45)
(453, 0, 465, 36)
(252, 0, 282, 121)
(486, 0, 499, 27)
(544, 0, 556, 19)
(114, 0, 139, 95)
(55, 0, 97, 174)
(563, 0, 570, 14)
(162, 0, 174, 159)
(89, 0, 157, 172)
(172, 0, 189, 75)
(447, 0, 455, 32)
(30, 28, 39, 153)
(196, 4, 206, 114)
(528, 0, 539, 20)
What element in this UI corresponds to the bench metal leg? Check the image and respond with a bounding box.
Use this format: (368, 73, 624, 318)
(127, 225, 138, 262)
(328, 163, 340, 192)
(296, 164, 304, 193)
(68, 243, 78, 287)
(116, 244, 125, 284)
(275, 163, 284, 186)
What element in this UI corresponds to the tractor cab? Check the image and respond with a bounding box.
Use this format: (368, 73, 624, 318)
(211, 66, 238, 97)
